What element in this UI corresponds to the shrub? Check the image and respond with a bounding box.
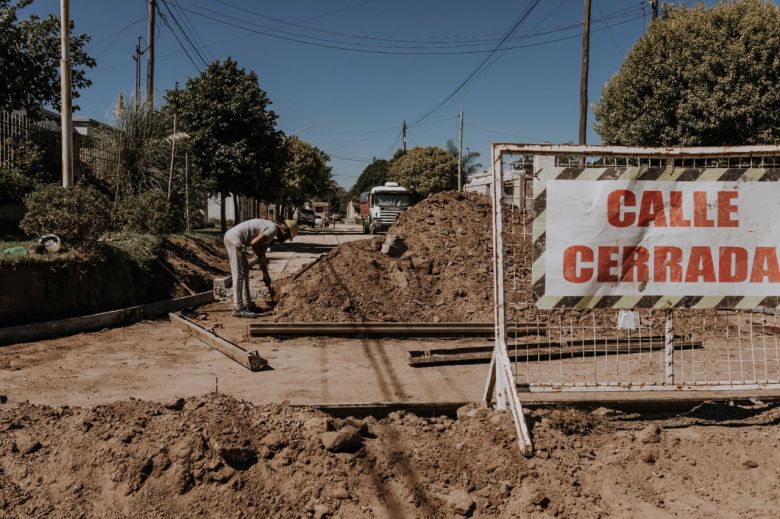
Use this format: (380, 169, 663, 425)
(115, 191, 176, 234)
(20, 183, 111, 245)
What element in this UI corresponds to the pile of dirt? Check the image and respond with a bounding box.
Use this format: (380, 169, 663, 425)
(1, 394, 777, 518)
(273, 192, 530, 322)
(159, 234, 229, 294)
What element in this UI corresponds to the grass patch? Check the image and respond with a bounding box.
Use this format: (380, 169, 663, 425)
(0, 232, 163, 266)
(0, 239, 78, 264)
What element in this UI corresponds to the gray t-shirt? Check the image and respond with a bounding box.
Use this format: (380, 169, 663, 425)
(224, 219, 277, 247)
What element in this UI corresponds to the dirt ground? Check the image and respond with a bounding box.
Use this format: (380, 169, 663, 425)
(2, 221, 780, 518)
(0, 394, 778, 518)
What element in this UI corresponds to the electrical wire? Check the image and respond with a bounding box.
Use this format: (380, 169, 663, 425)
(410, 0, 543, 127)
(86, 16, 146, 57)
(159, 0, 209, 68)
(329, 153, 373, 163)
(178, 3, 644, 55)
(209, 0, 642, 46)
(596, 0, 625, 57)
(169, 0, 214, 62)
(157, 8, 204, 71)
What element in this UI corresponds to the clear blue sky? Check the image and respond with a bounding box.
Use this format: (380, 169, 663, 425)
(22, 0, 720, 188)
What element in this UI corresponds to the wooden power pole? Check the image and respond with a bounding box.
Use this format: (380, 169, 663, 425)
(458, 110, 464, 191)
(134, 36, 142, 103)
(146, 0, 156, 109)
(402, 120, 407, 152)
(60, 0, 73, 187)
(578, 0, 592, 145)
(651, 0, 659, 21)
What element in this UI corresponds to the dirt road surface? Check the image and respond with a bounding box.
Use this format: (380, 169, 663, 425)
(1, 225, 486, 407)
(2, 223, 780, 518)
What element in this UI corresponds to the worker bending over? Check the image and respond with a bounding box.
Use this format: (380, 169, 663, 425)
(223, 218, 297, 318)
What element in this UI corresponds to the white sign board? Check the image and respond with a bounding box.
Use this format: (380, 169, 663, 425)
(537, 178, 780, 307)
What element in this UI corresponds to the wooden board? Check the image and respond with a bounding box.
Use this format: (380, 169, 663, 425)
(409, 338, 703, 367)
(0, 292, 214, 346)
(250, 321, 543, 338)
(169, 312, 267, 371)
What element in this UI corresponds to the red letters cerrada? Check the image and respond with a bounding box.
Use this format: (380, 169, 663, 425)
(564, 188, 779, 284)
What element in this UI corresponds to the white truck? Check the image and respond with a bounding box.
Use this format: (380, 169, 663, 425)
(359, 182, 411, 234)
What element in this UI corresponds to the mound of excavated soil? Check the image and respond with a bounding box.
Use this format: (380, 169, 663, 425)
(1, 395, 777, 518)
(273, 192, 529, 322)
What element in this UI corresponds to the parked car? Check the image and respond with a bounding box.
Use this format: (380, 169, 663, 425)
(298, 208, 316, 227)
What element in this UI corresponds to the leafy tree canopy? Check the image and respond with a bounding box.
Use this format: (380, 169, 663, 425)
(0, 0, 95, 115)
(388, 146, 457, 198)
(594, 0, 780, 146)
(279, 136, 333, 208)
(165, 58, 283, 199)
(349, 159, 389, 199)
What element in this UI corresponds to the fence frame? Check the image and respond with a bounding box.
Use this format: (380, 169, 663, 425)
(485, 143, 780, 452)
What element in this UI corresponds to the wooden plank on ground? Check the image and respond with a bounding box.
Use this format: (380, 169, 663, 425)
(408, 338, 703, 367)
(169, 312, 267, 371)
(0, 291, 214, 346)
(249, 321, 543, 338)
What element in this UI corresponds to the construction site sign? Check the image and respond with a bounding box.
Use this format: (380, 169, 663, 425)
(532, 167, 780, 309)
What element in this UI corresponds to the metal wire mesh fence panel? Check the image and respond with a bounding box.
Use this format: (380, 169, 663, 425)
(494, 145, 780, 392)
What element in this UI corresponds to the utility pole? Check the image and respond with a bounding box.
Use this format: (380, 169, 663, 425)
(650, 0, 658, 21)
(402, 120, 407, 152)
(458, 110, 464, 191)
(60, 0, 73, 188)
(146, 0, 156, 109)
(578, 0, 591, 146)
(133, 37, 142, 103)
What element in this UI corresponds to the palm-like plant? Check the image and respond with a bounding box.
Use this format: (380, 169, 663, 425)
(93, 98, 172, 204)
(446, 139, 483, 184)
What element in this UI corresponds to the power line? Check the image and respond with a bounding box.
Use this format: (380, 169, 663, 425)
(329, 153, 373, 163)
(210, 0, 642, 46)
(381, 130, 403, 159)
(410, 0, 544, 127)
(159, 0, 209, 68)
(157, 6, 204, 71)
(98, 5, 643, 70)
(87, 16, 146, 58)
(596, 0, 625, 56)
(178, 3, 643, 55)
(169, 0, 214, 62)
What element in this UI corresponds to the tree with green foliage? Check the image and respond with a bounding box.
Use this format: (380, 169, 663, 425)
(278, 136, 333, 216)
(388, 146, 457, 198)
(0, 0, 95, 115)
(165, 59, 283, 231)
(349, 159, 389, 199)
(594, 0, 780, 146)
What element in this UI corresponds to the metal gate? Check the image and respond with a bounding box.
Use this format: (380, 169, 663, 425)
(485, 144, 780, 454)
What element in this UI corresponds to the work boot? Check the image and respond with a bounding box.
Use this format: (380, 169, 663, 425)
(232, 308, 257, 318)
(246, 301, 261, 313)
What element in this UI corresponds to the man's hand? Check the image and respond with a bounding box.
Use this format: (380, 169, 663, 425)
(238, 244, 247, 254)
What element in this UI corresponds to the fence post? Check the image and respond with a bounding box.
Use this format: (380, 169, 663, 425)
(664, 310, 674, 384)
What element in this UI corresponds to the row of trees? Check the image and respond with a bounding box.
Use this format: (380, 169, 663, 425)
(1, 0, 336, 238)
(6, 0, 780, 242)
(349, 140, 482, 201)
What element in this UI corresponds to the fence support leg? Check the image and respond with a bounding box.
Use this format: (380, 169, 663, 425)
(664, 311, 674, 385)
